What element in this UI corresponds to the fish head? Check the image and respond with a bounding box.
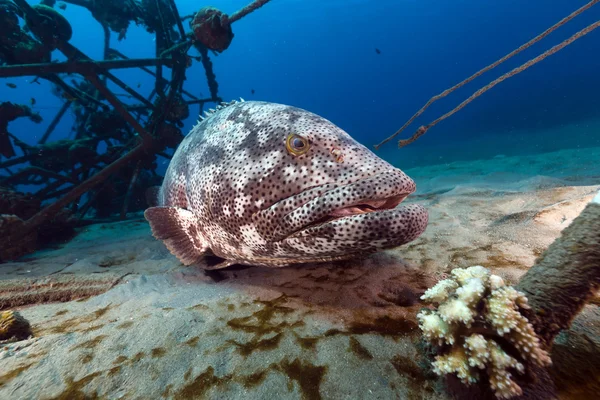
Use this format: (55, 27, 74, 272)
(198, 102, 428, 265)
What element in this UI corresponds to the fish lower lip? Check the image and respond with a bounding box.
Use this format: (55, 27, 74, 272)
(329, 193, 408, 216)
(286, 201, 428, 246)
(309, 193, 410, 226)
(271, 170, 418, 240)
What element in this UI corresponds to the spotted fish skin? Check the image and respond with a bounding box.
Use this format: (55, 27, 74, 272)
(145, 100, 428, 268)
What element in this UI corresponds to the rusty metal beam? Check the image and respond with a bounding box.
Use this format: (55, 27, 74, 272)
(107, 49, 202, 99)
(39, 101, 71, 144)
(167, 0, 187, 40)
(84, 74, 155, 146)
(0, 58, 174, 78)
(18, 145, 146, 237)
(1, 0, 229, 256)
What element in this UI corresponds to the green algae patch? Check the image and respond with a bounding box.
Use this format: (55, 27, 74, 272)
(0, 363, 33, 388)
(70, 334, 107, 350)
(37, 304, 116, 335)
(390, 354, 426, 381)
(174, 366, 230, 400)
(92, 305, 112, 319)
(227, 333, 283, 357)
(116, 321, 134, 329)
(241, 370, 268, 389)
(226, 296, 302, 338)
(98, 254, 135, 268)
(162, 384, 173, 398)
(131, 351, 145, 363)
(277, 358, 327, 400)
(294, 334, 319, 351)
(113, 355, 128, 364)
(171, 356, 326, 400)
(107, 366, 121, 377)
(184, 336, 200, 347)
(79, 353, 94, 364)
(348, 336, 373, 360)
(324, 315, 418, 340)
(48, 371, 102, 400)
(151, 347, 167, 358)
(348, 315, 418, 337)
(389, 354, 436, 399)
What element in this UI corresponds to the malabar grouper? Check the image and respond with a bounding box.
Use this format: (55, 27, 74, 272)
(145, 100, 428, 269)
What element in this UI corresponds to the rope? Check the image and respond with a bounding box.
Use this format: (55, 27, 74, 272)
(229, 0, 272, 24)
(400, 20, 600, 148)
(373, 0, 600, 150)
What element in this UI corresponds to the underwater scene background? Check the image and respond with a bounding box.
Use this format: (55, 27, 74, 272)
(1, 0, 600, 399)
(5, 0, 600, 169)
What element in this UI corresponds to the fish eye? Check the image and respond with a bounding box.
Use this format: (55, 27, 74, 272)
(285, 133, 310, 156)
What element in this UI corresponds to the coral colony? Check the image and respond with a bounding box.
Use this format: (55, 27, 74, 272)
(418, 266, 551, 398)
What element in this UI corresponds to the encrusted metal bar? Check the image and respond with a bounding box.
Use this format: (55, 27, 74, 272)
(0, 58, 174, 78)
(0, 0, 270, 261)
(19, 145, 146, 236)
(39, 101, 71, 144)
(84, 73, 155, 146)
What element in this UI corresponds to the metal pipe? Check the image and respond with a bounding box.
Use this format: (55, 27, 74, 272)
(167, 0, 187, 40)
(39, 101, 72, 144)
(0, 58, 174, 78)
(19, 145, 146, 236)
(84, 74, 155, 146)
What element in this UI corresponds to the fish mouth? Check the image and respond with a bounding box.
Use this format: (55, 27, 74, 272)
(328, 194, 408, 216)
(304, 193, 410, 229)
(270, 169, 425, 242)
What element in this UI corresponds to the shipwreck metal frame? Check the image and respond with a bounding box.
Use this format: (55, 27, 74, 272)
(0, 0, 222, 242)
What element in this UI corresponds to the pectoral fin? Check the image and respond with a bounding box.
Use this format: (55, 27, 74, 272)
(144, 206, 208, 265)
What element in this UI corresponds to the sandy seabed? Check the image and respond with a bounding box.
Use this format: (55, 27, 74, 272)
(1, 146, 600, 400)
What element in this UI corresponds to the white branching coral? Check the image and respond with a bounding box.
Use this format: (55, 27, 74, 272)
(421, 278, 458, 304)
(417, 266, 552, 399)
(419, 311, 453, 345)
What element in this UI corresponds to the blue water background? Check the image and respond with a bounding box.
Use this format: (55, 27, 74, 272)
(3, 0, 600, 174)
